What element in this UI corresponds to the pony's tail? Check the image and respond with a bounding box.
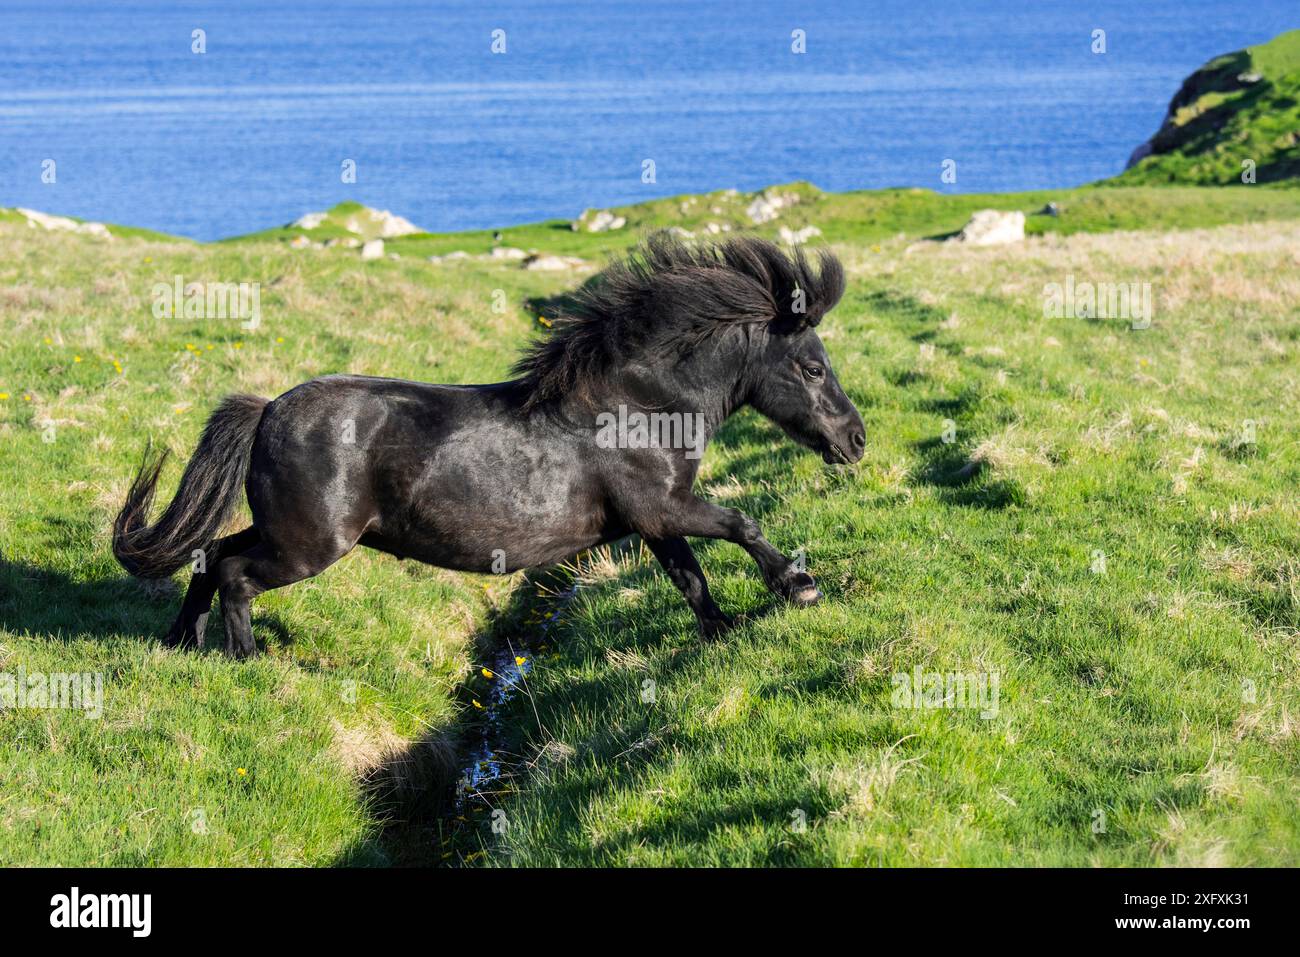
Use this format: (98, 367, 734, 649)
(112, 393, 269, 579)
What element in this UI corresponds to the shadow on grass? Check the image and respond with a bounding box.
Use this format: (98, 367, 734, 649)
(423, 572, 837, 866)
(710, 411, 806, 498)
(916, 387, 983, 419)
(332, 570, 567, 867)
(0, 556, 297, 652)
(863, 289, 949, 329)
(335, 726, 462, 867)
(908, 436, 1025, 510)
(0, 557, 177, 643)
(333, 532, 803, 867)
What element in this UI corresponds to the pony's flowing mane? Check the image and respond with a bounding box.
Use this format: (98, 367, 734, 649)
(510, 232, 845, 410)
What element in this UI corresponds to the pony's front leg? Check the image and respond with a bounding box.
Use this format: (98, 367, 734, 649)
(644, 536, 734, 638)
(653, 497, 821, 606)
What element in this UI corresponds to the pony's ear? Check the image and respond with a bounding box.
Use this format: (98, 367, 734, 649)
(769, 299, 819, 335)
(767, 246, 845, 335)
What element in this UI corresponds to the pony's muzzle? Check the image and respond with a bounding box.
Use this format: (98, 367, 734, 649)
(823, 430, 865, 465)
(822, 405, 866, 464)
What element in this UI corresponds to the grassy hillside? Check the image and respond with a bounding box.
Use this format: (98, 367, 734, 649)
(0, 227, 571, 864)
(1116, 29, 1300, 186)
(226, 183, 1300, 261)
(0, 206, 183, 243)
(2, 186, 1298, 865)
(482, 224, 1300, 866)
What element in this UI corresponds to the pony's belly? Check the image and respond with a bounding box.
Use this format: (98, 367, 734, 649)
(362, 437, 614, 571)
(361, 510, 608, 573)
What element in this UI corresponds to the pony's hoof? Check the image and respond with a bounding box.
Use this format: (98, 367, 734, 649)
(223, 639, 259, 659)
(698, 613, 735, 639)
(790, 584, 822, 606)
(163, 621, 198, 649)
(780, 571, 822, 607)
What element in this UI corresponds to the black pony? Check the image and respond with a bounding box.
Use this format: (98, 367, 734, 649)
(113, 234, 865, 656)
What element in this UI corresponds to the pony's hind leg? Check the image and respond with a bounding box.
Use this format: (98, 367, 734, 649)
(215, 538, 350, 658)
(165, 527, 260, 649)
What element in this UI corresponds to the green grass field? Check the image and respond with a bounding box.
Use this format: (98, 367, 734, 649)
(1, 180, 1298, 866)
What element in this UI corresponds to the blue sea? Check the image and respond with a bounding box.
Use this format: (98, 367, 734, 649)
(1, 1, 1294, 240)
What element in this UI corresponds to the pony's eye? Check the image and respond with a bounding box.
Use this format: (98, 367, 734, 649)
(803, 365, 825, 381)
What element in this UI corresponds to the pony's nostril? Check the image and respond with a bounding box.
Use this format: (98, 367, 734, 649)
(850, 431, 866, 450)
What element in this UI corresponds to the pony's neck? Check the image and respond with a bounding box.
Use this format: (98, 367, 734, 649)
(586, 333, 753, 445)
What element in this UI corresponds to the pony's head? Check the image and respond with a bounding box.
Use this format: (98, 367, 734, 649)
(728, 240, 864, 465)
(512, 232, 865, 464)
(748, 311, 865, 465)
